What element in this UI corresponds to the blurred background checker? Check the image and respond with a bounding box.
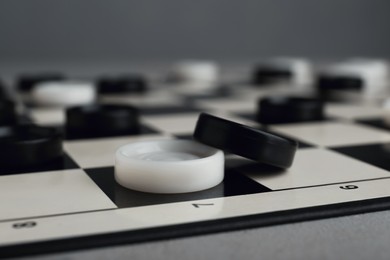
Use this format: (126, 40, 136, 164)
(0, 125, 63, 168)
(382, 98, 390, 127)
(168, 61, 219, 84)
(97, 75, 148, 94)
(317, 60, 390, 101)
(193, 113, 298, 169)
(17, 73, 65, 92)
(0, 100, 17, 126)
(0, 79, 9, 100)
(257, 96, 325, 124)
(252, 58, 313, 88)
(31, 81, 96, 107)
(66, 104, 140, 138)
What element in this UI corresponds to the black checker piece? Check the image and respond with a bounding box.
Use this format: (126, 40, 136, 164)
(256, 127, 315, 149)
(65, 104, 160, 140)
(0, 100, 17, 126)
(139, 105, 202, 115)
(252, 64, 292, 85)
(97, 74, 148, 94)
(194, 113, 298, 169)
(0, 125, 79, 175)
(256, 96, 325, 124)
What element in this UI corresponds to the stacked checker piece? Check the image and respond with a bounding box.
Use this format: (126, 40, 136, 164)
(2, 58, 390, 257)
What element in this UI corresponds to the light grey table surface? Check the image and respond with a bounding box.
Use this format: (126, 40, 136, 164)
(3, 62, 390, 260)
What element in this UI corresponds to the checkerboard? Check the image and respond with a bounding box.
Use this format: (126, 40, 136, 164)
(2, 72, 390, 258)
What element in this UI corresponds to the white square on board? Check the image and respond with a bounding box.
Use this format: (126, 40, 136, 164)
(0, 169, 116, 220)
(325, 103, 385, 120)
(245, 148, 390, 190)
(271, 121, 390, 147)
(142, 113, 201, 134)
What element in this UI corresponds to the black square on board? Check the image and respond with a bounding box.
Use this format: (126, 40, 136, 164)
(0, 153, 79, 175)
(332, 143, 390, 172)
(85, 165, 271, 208)
(356, 118, 390, 132)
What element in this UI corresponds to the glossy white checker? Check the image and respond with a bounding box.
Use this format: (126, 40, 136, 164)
(271, 121, 390, 147)
(64, 134, 171, 169)
(0, 169, 116, 221)
(29, 107, 65, 126)
(326, 103, 385, 120)
(244, 148, 390, 190)
(2, 177, 390, 246)
(142, 113, 201, 134)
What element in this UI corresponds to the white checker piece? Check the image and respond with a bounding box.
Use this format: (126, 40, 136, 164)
(326, 103, 385, 120)
(271, 121, 390, 147)
(3, 178, 390, 246)
(142, 113, 201, 135)
(64, 134, 172, 169)
(245, 148, 390, 190)
(0, 169, 116, 221)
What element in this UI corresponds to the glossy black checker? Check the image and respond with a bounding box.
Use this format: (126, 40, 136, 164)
(174, 131, 312, 152)
(332, 143, 390, 172)
(356, 118, 390, 132)
(256, 126, 315, 149)
(0, 153, 79, 175)
(85, 165, 271, 208)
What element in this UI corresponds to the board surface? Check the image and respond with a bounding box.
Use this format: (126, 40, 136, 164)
(2, 69, 390, 258)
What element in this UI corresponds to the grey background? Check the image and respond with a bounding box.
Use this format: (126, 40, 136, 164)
(0, 0, 389, 62)
(2, 1, 390, 259)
